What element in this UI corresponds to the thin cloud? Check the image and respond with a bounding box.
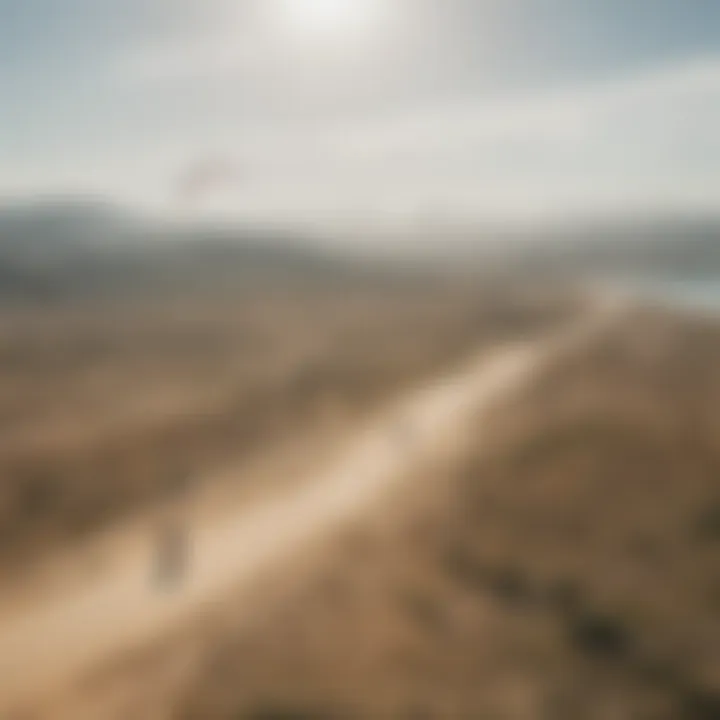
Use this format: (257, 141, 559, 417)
(22, 48, 720, 222)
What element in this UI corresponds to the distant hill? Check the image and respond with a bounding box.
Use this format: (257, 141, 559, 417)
(1, 198, 719, 300)
(448, 217, 720, 279)
(0, 197, 352, 299)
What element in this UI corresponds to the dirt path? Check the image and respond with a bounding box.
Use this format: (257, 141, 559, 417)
(0, 300, 622, 717)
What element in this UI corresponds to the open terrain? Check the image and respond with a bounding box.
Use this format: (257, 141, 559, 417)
(0, 270, 584, 716)
(2, 264, 718, 720)
(176, 304, 720, 720)
(0, 280, 576, 577)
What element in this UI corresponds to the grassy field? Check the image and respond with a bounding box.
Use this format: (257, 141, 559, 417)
(178, 305, 720, 720)
(0, 279, 577, 574)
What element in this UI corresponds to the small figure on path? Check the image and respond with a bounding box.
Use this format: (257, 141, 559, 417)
(154, 472, 193, 590)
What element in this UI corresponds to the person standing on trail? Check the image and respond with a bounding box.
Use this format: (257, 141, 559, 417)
(154, 471, 193, 589)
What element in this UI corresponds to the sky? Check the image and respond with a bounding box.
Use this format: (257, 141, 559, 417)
(2, 0, 720, 227)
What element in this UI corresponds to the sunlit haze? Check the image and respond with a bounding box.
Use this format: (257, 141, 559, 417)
(2, 4, 720, 719)
(2, 0, 720, 230)
(271, 0, 387, 40)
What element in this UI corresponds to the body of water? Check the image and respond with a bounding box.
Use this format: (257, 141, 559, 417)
(618, 277, 720, 315)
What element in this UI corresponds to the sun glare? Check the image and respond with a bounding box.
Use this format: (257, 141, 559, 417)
(274, 0, 385, 41)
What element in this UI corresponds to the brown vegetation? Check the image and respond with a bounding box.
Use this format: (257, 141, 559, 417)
(179, 307, 720, 719)
(0, 280, 575, 573)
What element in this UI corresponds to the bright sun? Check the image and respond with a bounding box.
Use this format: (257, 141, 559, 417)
(275, 0, 384, 40)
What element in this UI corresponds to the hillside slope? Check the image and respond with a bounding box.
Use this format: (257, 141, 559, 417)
(180, 308, 720, 719)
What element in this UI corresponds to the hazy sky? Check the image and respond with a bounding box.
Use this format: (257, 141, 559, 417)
(2, 0, 720, 225)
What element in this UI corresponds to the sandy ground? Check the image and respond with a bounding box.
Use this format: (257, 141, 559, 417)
(0, 298, 621, 719)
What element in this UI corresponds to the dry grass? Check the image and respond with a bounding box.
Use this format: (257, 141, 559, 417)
(178, 306, 720, 720)
(0, 280, 575, 574)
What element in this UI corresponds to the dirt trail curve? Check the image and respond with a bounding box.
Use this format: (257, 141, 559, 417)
(0, 297, 623, 717)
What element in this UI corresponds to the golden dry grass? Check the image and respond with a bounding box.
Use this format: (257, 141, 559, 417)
(0, 280, 575, 574)
(178, 307, 720, 720)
